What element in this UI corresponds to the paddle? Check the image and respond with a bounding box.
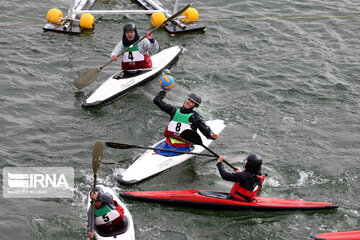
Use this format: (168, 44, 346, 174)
(90, 141, 103, 236)
(74, 4, 190, 90)
(179, 130, 238, 170)
(105, 141, 215, 157)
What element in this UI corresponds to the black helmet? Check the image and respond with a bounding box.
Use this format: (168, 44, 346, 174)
(245, 153, 262, 174)
(187, 93, 201, 107)
(123, 23, 136, 32)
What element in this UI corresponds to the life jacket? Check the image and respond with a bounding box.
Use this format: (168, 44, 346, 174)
(94, 200, 124, 228)
(122, 44, 152, 70)
(164, 109, 194, 147)
(230, 173, 266, 202)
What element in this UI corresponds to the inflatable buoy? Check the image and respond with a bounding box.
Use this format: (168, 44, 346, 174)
(46, 8, 63, 24)
(80, 13, 94, 29)
(182, 7, 199, 23)
(151, 12, 166, 27)
(159, 75, 175, 90)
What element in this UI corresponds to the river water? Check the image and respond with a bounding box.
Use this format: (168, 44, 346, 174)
(0, 0, 359, 239)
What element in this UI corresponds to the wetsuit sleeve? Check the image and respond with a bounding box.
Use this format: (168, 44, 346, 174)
(190, 113, 214, 139)
(153, 91, 177, 117)
(141, 38, 159, 54)
(87, 207, 95, 232)
(111, 40, 125, 57)
(216, 162, 244, 182)
(97, 192, 115, 208)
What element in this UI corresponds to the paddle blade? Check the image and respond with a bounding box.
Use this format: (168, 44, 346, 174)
(92, 141, 103, 174)
(105, 142, 134, 149)
(180, 130, 203, 146)
(74, 67, 100, 90)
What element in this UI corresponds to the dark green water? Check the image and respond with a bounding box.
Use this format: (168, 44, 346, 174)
(1, 0, 359, 239)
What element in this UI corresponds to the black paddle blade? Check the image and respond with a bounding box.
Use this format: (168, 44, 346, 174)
(105, 142, 133, 149)
(74, 67, 100, 90)
(92, 141, 103, 174)
(180, 129, 203, 145)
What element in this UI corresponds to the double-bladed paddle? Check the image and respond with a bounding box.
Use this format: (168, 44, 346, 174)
(105, 141, 214, 157)
(90, 141, 103, 235)
(179, 130, 238, 170)
(74, 4, 190, 90)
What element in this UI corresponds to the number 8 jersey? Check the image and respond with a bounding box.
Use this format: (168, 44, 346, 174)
(164, 109, 194, 145)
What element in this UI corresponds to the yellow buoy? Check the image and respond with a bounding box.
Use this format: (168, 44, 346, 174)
(182, 7, 199, 23)
(151, 12, 166, 27)
(80, 13, 94, 29)
(46, 8, 63, 24)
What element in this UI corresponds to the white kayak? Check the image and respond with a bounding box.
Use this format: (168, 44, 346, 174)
(116, 119, 226, 185)
(82, 45, 182, 108)
(87, 185, 135, 240)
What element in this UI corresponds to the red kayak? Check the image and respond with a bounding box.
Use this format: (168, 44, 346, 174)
(120, 190, 338, 211)
(310, 230, 360, 240)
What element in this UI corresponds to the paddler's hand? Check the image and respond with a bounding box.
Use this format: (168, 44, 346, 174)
(217, 155, 225, 163)
(111, 55, 118, 61)
(211, 133, 220, 140)
(90, 191, 98, 201)
(146, 31, 154, 40)
(88, 231, 94, 239)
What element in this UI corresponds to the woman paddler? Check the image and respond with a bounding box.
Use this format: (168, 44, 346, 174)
(153, 90, 221, 155)
(217, 154, 266, 202)
(87, 187, 125, 239)
(111, 22, 159, 70)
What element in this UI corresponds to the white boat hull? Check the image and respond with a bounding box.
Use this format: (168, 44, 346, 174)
(116, 119, 226, 185)
(87, 185, 135, 240)
(82, 45, 182, 108)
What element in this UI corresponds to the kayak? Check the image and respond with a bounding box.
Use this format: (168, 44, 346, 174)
(116, 119, 226, 185)
(310, 230, 360, 240)
(120, 189, 339, 211)
(82, 45, 182, 108)
(87, 185, 135, 239)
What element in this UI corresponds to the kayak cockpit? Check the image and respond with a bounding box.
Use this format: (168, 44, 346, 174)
(198, 191, 231, 200)
(112, 68, 154, 79)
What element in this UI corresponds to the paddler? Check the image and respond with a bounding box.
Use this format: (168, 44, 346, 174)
(153, 90, 221, 155)
(217, 154, 266, 202)
(111, 22, 159, 70)
(87, 187, 125, 239)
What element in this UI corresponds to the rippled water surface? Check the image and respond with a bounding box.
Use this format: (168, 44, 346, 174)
(0, 0, 359, 239)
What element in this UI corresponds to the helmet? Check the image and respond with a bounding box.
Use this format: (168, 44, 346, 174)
(123, 23, 136, 32)
(245, 153, 262, 174)
(187, 93, 201, 107)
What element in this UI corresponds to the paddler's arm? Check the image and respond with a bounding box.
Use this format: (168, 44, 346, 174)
(153, 91, 177, 117)
(87, 207, 95, 236)
(143, 31, 159, 54)
(191, 113, 221, 140)
(111, 41, 125, 61)
(97, 192, 115, 208)
(217, 156, 241, 182)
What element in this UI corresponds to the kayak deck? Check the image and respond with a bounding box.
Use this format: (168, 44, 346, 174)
(120, 189, 339, 211)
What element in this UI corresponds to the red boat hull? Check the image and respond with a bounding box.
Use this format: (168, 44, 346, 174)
(120, 190, 338, 211)
(310, 230, 360, 240)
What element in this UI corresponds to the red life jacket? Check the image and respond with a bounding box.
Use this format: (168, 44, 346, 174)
(121, 54, 152, 70)
(230, 174, 266, 202)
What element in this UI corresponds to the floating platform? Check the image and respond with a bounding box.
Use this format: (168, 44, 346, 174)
(135, 0, 206, 36)
(43, 0, 97, 34)
(43, 0, 205, 35)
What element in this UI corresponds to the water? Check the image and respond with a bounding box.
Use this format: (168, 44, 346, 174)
(0, 0, 359, 239)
